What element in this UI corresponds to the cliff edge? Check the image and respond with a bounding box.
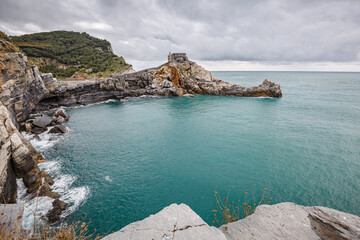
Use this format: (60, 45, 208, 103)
(103, 202, 360, 240)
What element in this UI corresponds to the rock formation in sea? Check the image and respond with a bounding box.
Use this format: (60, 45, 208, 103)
(103, 202, 360, 240)
(35, 53, 281, 111)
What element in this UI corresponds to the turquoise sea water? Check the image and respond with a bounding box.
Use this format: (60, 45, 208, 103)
(32, 71, 360, 234)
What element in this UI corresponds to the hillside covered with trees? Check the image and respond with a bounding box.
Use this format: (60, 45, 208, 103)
(10, 31, 132, 78)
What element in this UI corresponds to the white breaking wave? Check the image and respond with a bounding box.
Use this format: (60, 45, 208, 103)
(19, 131, 90, 229)
(22, 128, 67, 152)
(104, 176, 112, 182)
(17, 180, 53, 230)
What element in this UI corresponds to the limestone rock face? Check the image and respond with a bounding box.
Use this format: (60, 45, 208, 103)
(0, 102, 66, 222)
(306, 206, 360, 240)
(0, 39, 49, 123)
(220, 202, 360, 240)
(103, 203, 227, 240)
(0, 102, 35, 202)
(150, 54, 282, 97)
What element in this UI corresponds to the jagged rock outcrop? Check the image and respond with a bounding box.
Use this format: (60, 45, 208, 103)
(0, 101, 65, 221)
(0, 39, 65, 222)
(35, 70, 156, 111)
(103, 203, 227, 240)
(0, 39, 48, 123)
(103, 203, 360, 240)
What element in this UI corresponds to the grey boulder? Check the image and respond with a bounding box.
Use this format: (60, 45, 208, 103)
(48, 125, 68, 134)
(32, 115, 53, 128)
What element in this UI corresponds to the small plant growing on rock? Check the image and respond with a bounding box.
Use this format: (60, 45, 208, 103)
(212, 185, 272, 226)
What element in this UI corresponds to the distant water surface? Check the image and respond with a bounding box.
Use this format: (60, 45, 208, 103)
(25, 71, 360, 234)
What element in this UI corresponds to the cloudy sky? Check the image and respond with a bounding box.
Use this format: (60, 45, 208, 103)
(1, 0, 359, 71)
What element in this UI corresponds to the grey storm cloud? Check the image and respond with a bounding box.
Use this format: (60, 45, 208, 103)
(1, 0, 360, 63)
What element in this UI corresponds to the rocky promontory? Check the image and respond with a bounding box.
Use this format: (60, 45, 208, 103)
(35, 52, 281, 111)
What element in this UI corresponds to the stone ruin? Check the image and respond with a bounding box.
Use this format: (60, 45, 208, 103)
(168, 52, 188, 63)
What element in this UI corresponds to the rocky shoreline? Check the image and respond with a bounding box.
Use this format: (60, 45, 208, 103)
(0, 39, 282, 224)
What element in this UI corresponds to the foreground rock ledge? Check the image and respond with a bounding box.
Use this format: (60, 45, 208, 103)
(103, 203, 227, 240)
(103, 202, 360, 240)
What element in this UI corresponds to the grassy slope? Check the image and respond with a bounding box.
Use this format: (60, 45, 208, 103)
(10, 31, 131, 78)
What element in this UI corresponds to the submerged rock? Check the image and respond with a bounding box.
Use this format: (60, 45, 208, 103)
(46, 198, 67, 224)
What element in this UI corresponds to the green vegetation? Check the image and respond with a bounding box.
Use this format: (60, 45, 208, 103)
(213, 186, 271, 226)
(0, 30, 9, 40)
(10, 31, 131, 78)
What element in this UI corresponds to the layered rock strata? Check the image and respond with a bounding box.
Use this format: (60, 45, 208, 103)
(0, 39, 48, 123)
(0, 39, 65, 222)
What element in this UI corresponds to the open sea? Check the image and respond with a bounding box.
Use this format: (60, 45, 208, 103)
(21, 71, 360, 235)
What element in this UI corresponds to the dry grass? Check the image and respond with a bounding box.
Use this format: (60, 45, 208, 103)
(212, 185, 272, 226)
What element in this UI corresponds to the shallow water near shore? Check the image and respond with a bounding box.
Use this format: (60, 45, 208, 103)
(23, 71, 360, 234)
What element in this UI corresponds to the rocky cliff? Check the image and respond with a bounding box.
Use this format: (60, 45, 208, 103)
(0, 39, 64, 222)
(0, 39, 48, 123)
(104, 203, 360, 240)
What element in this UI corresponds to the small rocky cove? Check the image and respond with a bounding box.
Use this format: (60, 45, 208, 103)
(1, 37, 360, 240)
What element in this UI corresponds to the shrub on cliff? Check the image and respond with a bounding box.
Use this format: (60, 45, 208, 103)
(0, 31, 9, 40)
(213, 186, 272, 226)
(9, 31, 131, 78)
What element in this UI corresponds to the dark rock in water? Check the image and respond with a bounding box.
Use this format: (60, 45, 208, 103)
(43, 171, 54, 186)
(33, 134, 41, 141)
(54, 108, 70, 121)
(31, 126, 47, 134)
(49, 125, 68, 134)
(25, 123, 32, 132)
(32, 115, 52, 128)
(46, 199, 67, 224)
(38, 183, 59, 199)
